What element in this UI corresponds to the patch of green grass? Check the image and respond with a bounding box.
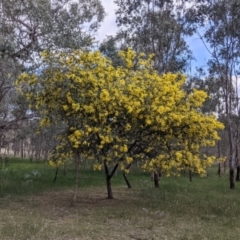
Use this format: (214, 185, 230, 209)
(0, 158, 126, 197)
(1, 160, 240, 239)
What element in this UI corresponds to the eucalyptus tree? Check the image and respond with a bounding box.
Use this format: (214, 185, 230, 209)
(0, 0, 105, 59)
(187, 0, 240, 188)
(114, 0, 192, 74)
(0, 0, 105, 153)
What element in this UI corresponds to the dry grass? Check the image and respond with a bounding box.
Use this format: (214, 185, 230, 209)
(0, 187, 164, 240)
(1, 161, 240, 240)
(1, 182, 240, 240)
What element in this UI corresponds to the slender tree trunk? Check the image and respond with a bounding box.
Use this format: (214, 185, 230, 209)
(217, 141, 221, 177)
(230, 168, 235, 189)
(235, 148, 240, 181)
(225, 76, 235, 189)
(103, 161, 119, 199)
(71, 151, 80, 206)
(53, 167, 58, 183)
(189, 170, 192, 182)
(153, 171, 159, 188)
(123, 172, 132, 188)
(122, 163, 132, 188)
(236, 166, 240, 182)
(104, 161, 113, 199)
(228, 121, 235, 189)
(106, 175, 113, 199)
(218, 163, 221, 177)
(228, 125, 235, 189)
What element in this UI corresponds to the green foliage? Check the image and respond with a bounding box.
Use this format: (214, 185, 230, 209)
(187, 0, 240, 188)
(115, 0, 192, 73)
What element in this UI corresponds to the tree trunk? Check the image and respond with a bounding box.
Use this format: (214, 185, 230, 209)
(218, 163, 221, 177)
(226, 83, 235, 189)
(189, 170, 192, 182)
(71, 151, 80, 206)
(230, 168, 235, 189)
(53, 167, 58, 183)
(103, 161, 119, 199)
(235, 147, 240, 181)
(235, 145, 240, 181)
(217, 141, 221, 177)
(123, 171, 132, 188)
(153, 171, 159, 188)
(236, 166, 240, 181)
(106, 175, 113, 199)
(122, 163, 132, 188)
(228, 134, 235, 189)
(104, 161, 113, 199)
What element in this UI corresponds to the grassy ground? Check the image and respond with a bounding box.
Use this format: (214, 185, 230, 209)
(0, 158, 240, 239)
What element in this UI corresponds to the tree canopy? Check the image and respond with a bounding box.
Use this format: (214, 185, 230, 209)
(16, 49, 224, 198)
(114, 0, 192, 73)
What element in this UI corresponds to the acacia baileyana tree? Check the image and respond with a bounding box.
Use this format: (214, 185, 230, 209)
(16, 49, 224, 201)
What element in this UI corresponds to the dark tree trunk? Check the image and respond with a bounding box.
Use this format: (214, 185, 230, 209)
(235, 148, 240, 181)
(189, 170, 192, 182)
(217, 141, 221, 177)
(53, 167, 58, 183)
(123, 171, 132, 188)
(218, 163, 221, 177)
(227, 108, 235, 189)
(104, 161, 113, 199)
(154, 172, 159, 188)
(104, 161, 119, 199)
(106, 175, 113, 199)
(236, 166, 240, 182)
(230, 168, 235, 189)
(122, 163, 132, 188)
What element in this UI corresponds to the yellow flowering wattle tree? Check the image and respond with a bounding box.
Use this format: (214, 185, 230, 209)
(16, 49, 224, 199)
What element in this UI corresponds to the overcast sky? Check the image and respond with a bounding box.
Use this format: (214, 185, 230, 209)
(95, 0, 117, 42)
(96, 0, 210, 73)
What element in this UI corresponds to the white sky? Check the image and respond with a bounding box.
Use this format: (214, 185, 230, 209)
(95, 0, 118, 42)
